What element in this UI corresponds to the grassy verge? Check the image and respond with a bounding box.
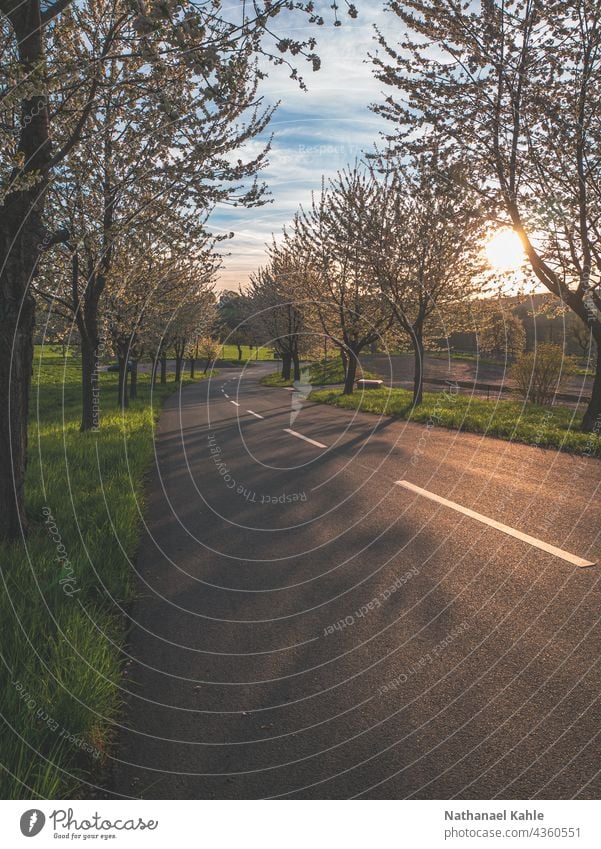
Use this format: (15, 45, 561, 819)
(0, 350, 215, 798)
(261, 372, 296, 387)
(261, 357, 379, 388)
(309, 386, 601, 457)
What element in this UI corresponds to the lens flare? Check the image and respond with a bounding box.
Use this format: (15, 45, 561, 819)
(486, 229, 525, 271)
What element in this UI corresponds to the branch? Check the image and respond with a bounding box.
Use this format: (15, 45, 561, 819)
(41, 0, 73, 26)
(39, 227, 70, 250)
(47, 14, 127, 170)
(31, 283, 74, 314)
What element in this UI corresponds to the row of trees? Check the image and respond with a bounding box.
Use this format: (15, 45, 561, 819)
(0, 0, 358, 539)
(245, 153, 586, 402)
(246, 0, 601, 431)
(246, 153, 485, 400)
(40, 243, 219, 409)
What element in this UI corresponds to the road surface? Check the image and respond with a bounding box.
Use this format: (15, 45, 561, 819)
(110, 363, 601, 799)
(362, 352, 593, 405)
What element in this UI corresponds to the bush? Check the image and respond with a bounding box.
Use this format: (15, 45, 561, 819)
(511, 343, 574, 405)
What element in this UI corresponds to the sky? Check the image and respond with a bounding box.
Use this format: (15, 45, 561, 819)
(210, 3, 392, 291)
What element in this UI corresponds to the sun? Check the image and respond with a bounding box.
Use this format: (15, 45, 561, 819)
(486, 228, 525, 271)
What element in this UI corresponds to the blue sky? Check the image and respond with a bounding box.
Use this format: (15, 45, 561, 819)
(211, 3, 392, 290)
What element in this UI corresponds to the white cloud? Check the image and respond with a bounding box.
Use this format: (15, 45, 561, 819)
(213, 3, 398, 289)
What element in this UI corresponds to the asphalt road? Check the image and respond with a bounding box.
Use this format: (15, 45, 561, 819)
(110, 363, 601, 799)
(362, 352, 593, 404)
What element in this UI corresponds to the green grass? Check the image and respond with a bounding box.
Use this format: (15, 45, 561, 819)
(219, 344, 274, 362)
(261, 372, 296, 387)
(0, 347, 216, 798)
(309, 386, 601, 457)
(261, 357, 379, 388)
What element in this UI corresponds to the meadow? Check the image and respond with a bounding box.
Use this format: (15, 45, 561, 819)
(219, 344, 274, 362)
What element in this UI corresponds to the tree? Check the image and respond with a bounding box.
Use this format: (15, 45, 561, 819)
(248, 243, 313, 381)
(572, 320, 597, 362)
(370, 151, 484, 405)
(0, 0, 360, 539)
(36, 298, 72, 358)
(292, 166, 394, 394)
(187, 301, 218, 378)
(217, 290, 255, 360)
(104, 249, 213, 406)
(373, 0, 601, 431)
(478, 304, 527, 360)
(0, 0, 114, 539)
(165, 280, 217, 384)
(197, 337, 221, 374)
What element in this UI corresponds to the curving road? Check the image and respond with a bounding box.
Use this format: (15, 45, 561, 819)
(110, 363, 601, 799)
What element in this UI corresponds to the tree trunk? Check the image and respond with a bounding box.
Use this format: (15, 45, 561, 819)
(80, 332, 99, 431)
(0, 6, 52, 540)
(340, 347, 348, 378)
(189, 357, 195, 379)
(117, 357, 129, 409)
(281, 352, 292, 381)
(0, 273, 35, 540)
(582, 334, 601, 433)
(175, 356, 183, 383)
(130, 360, 138, 400)
(237, 344, 243, 361)
(292, 352, 301, 382)
(160, 354, 167, 384)
(411, 333, 425, 407)
(151, 354, 160, 387)
(343, 351, 358, 395)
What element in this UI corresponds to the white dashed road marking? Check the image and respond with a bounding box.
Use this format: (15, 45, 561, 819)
(396, 480, 596, 569)
(247, 410, 264, 419)
(284, 429, 327, 449)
